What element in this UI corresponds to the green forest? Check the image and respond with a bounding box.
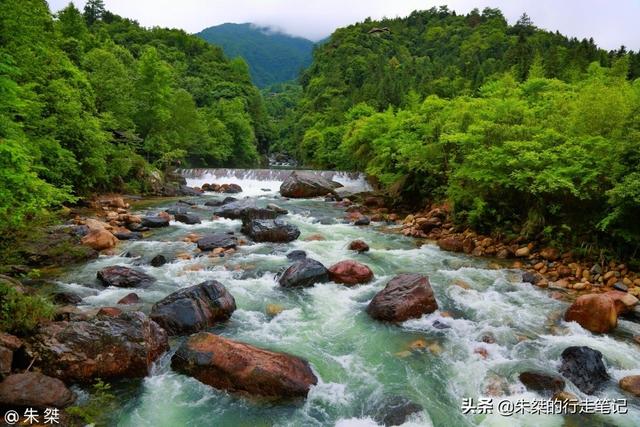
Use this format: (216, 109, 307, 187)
(0, 0, 271, 240)
(279, 7, 640, 258)
(1, 2, 640, 259)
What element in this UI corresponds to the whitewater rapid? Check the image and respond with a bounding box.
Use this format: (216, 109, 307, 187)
(54, 171, 640, 426)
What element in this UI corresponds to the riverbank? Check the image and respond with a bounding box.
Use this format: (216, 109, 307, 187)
(342, 195, 640, 301)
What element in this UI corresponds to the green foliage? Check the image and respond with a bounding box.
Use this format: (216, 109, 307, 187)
(197, 23, 315, 87)
(0, 0, 271, 240)
(0, 278, 55, 335)
(285, 6, 640, 256)
(67, 379, 116, 425)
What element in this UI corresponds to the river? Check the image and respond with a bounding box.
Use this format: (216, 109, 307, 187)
(54, 169, 640, 426)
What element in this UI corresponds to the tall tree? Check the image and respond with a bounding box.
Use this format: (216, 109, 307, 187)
(83, 0, 105, 26)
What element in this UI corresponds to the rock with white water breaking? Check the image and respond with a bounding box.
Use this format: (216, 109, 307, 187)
(280, 171, 338, 198)
(97, 265, 156, 288)
(196, 233, 238, 251)
(367, 274, 438, 322)
(279, 258, 330, 288)
(559, 346, 609, 394)
(328, 260, 374, 285)
(242, 219, 300, 243)
(150, 280, 236, 335)
(171, 332, 317, 399)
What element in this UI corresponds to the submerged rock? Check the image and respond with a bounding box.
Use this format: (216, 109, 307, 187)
(280, 171, 337, 198)
(328, 260, 374, 285)
(348, 239, 370, 252)
(367, 274, 438, 322)
(150, 254, 167, 267)
(559, 346, 609, 394)
(353, 216, 371, 226)
(242, 219, 300, 243)
(150, 281, 236, 335)
(278, 258, 330, 288)
(373, 395, 423, 426)
(27, 311, 168, 382)
(286, 250, 307, 261)
(519, 371, 565, 395)
(196, 233, 238, 251)
(0, 372, 75, 408)
(171, 332, 317, 399)
(174, 213, 202, 225)
(97, 265, 156, 288)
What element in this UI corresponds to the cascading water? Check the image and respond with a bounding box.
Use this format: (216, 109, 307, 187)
(54, 170, 640, 427)
(177, 168, 373, 197)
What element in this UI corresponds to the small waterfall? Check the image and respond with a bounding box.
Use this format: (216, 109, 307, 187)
(178, 168, 373, 197)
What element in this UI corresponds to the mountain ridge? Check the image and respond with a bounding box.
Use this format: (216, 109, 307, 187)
(197, 22, 316, 87)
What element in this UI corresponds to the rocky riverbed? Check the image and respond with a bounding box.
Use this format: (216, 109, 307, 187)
(2, 169, 640, 426)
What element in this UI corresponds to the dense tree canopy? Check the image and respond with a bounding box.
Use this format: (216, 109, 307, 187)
(285, 7, 640, 256)
(0, 0, 272, 237)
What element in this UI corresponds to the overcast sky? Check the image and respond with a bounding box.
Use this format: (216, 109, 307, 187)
(47, 0, 640, 51)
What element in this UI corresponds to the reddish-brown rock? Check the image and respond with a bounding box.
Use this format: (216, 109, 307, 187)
(328, 260, 374, 286)
(117, 292, 140, 305)
(367, 274, 438, 322)
(620, 375, 640, 397)
(28, 311, 168, 382)
(437, 236, 464, 253)
(0, 333, 22, 377)
(540, 247, 560, 261)
(564, 293, 618, 333)
(81, 228, 118, 251)
(97, 307, 123, 317)
(0, 372, 75, 408)
(171, 332, 317, 399)
(348, 239, 370, 252)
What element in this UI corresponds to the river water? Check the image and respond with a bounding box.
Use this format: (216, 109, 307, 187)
(55, 169, 640, 427)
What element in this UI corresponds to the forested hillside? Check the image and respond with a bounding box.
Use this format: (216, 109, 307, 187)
(197, 23, 315, 87)
(0, 0, 272, 238)
(289, 6, 640, 256)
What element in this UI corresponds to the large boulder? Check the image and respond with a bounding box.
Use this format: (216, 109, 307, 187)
(141, 216, 170, 228)
(241, 219, 300, 243)
(367, 274, 438, 322)
(0, 372, 75, 408)
(27, 311, 168, 382)
(171, 332, 317, 399)
(563, 292, 632, 333)
(328, 260, 374, 286)
(150, 281, 236, 335)
(174, 213, 202, 225)
(213, 199, 286, 223)
(97, 265, 156, 288)
(559, 346, 609, 394)
(278, 258, 330, 288)
(196, 233, 238, 251)
(81, 229, 118, 251)
(280, 171, 337, 198)
(219, 183, 243, 194)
